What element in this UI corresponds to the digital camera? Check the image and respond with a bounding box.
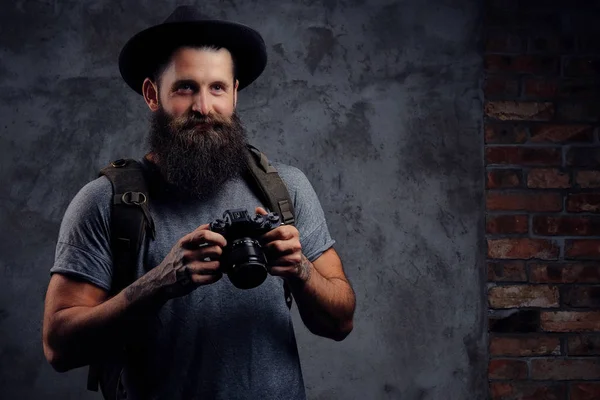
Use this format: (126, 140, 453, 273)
(209, 208, 281, 289)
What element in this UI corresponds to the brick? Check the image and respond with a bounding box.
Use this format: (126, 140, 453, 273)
(485, 124, 528, 144)
(486, 30, 524, 53)
(567, 194, 600, 213)
(564, 57, 600, 77)
(533, 216, 600, 236)
(487, 215, 528, 234)
(485, 76, 520, 97)
(576, 171, 600, 188)
(529, 262, 600, 283)
(489, 359, 528, 380)
(484, 55, 559, 74)
(528, 34, 563, 53)
(572, 383, 600, 400)
(488, 238, 559, 260)
(566, 240, 600, 260)
(522, 77, 558, 98)
(487, 192, 562, 212)
(566, 147, 600, 168)
(490, 382, 566, 400)
(566, 12, 600, 34)
(485, 10, 560, 31)
(490, 335, 560, 356)
(561, 286, 600, 307)
(568, 335, 600, 356)
(486, 147, 561, 166)
(485, 101, 554, 121)
(490, 309, 540, 333)
(559, 80, 600, 99)
(489, 285, 558, 308)
(486, 0, 518, 13)
(541, 311, 600, 332)
(579, 37, 600, 54)
(487, 169, 522, 189)
(557, 102, 600, 122)
(529, 124, 594, 143)
(531, 358, 600, 380)
(488, 261, 527, 282)
(527, 169, 570, 189)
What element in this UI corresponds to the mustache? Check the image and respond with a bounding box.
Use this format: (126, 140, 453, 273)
(169, 112, 230, 131)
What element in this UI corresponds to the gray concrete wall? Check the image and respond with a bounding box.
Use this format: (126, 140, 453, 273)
(0, 0, 486, 399)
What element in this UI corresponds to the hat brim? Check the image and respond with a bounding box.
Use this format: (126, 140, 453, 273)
(119, 20, 267, 94)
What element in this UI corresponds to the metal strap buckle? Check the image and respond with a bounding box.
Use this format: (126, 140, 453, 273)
(121, 191, 147, 205)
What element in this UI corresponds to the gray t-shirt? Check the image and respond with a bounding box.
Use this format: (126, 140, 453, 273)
(50, 158, 335, 400)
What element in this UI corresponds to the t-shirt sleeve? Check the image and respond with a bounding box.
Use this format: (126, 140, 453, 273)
(274, 163, 336, 262)
(50, 176, 114, 291)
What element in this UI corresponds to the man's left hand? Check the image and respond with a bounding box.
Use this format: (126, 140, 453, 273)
(255, 207, 311, 283)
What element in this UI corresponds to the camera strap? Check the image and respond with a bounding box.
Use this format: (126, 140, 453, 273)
(244, 144, 297, 310)
(244, 144, 296, 226)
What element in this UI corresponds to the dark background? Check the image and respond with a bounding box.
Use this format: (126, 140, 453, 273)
(0, 0, 486, 399)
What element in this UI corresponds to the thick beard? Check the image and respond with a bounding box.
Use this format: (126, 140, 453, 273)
(148, 107, 248, 201)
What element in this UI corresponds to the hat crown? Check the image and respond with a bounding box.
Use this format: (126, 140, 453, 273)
(164, 6, 208, 23)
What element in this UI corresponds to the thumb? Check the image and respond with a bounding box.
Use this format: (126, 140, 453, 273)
(255, 206, 268, 216)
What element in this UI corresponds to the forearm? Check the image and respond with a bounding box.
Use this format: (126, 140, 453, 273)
(45, 274, 164, 372)
(288, 256, 355, 341)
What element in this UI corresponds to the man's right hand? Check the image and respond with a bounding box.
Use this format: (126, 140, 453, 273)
(125, 223, 228, 304)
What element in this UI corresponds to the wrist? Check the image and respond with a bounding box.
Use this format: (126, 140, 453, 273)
(289, 255, 312, 286)
(124, 272, 164, 307)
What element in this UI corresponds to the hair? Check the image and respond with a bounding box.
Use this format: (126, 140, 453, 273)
(151, 44, 238, 89)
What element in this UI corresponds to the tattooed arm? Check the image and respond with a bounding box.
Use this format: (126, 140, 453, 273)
(256, 208, 355, 341)
(287, 250, 355, 341)
(42, 224, 226, 372)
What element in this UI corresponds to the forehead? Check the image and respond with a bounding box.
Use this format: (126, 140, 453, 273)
(161, 46, 234, 81)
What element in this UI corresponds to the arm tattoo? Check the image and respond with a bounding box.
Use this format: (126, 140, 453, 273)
(298, 255, 312, 283)
(124, 273, 162, 304)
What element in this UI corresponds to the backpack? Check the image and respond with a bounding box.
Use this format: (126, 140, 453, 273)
(86, 144, 296, 400)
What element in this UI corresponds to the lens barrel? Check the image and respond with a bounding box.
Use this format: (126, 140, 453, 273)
(225, 237, 268, 289)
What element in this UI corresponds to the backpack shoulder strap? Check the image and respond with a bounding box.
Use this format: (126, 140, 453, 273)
(87, 158, 155, 394)
(99, 158, 155, 293)
(244, 144, 295, 226)
(244, 145, 296, 309)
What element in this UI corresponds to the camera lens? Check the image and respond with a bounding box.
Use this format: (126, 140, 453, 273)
(225, 237, 268, 289)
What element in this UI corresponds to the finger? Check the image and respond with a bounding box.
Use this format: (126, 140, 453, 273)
(268, 265, 297, 277)
(268, 253, 303, 268)
(183, 245, 223, 261)
(255, 206, 268, 216)
(181, 228, 227, 249)
(261, 225, 297, 242)
(190, 270, 223, 285)
(187, 260, 222, 275)
(263, 240, 301, 256)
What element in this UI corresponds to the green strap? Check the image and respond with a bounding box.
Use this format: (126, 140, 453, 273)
(244, 145, 296, 309)
(244, 145, 296, 226)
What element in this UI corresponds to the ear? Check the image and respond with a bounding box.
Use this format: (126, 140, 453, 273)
(142, 78, 160, 111)
(233, 79, 239, 109)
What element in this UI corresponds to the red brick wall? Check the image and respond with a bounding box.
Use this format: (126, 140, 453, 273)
(485, 1, 600, 399)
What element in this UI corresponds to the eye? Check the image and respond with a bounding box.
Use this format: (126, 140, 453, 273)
(212, 84, 224, 92)
(176, 83, 194, 92)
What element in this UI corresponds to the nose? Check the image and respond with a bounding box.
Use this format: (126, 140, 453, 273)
(191, 90, 210, 115)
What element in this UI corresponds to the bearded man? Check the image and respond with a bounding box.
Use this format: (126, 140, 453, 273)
(41, 5, 355, 400)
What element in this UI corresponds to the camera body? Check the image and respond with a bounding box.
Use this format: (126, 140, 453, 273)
(209, 208, 281, 289)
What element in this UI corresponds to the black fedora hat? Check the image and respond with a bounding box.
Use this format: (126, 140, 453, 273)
(118, 5, 267, 95)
